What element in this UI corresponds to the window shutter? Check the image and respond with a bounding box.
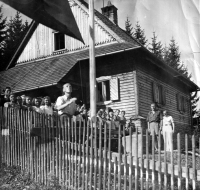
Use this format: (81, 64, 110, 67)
(110, 77, 119, 101)
(152, 82, 158, 103)
(161, 86, 166, 105)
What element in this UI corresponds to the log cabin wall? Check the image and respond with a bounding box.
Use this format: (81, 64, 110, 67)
(136, 69, 192, 149)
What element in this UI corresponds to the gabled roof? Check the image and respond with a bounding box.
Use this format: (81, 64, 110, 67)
(7, 0, 139, 68)
(0, 42, 139, 93)
(1, 0, 199, 93)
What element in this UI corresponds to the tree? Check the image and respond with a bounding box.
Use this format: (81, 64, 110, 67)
(133, 21, 148, 46)
(163, 37, 180, 69)
(148, 32, 163, 59)
(125, 17, 133, 36)
(0, 5, 7, 70)
(163, 37, 191, 78)
(1, 11, 29, 71)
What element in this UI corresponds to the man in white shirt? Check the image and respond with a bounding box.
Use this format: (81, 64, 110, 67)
(55, 83, 78, 125)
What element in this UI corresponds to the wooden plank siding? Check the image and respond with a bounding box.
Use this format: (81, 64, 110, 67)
(17, 2, 115, 64)
(100, 72, 137, 119)
(136, 70, 192, 148)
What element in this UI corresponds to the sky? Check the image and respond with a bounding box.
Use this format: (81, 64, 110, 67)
(1, 0, 200, 107)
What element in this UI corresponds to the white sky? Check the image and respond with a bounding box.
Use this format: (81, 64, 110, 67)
(1, 0, 200, 107)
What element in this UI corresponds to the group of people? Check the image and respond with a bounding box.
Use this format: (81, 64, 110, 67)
(0, 87, 55, 115)
(147, 103, 175, 152)
(0, 85, 127, 126)
(1, 85, 175, 152)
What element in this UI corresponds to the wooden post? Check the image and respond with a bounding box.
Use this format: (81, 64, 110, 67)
(135, 127, 138, 190)
(177, 133, 182, 190)
(129, 127, 133, 190)
(146, 130, 149, 190)
(185, 134, 189, 190)
(89, 0, 96, 118)
(164, 132, 167, 190)
(192, 135, 196, 190)
(171, 132, 174, 190)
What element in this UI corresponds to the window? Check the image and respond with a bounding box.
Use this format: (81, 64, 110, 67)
(86, 76, 119, 104)
(97, 80, 110, 102)
(54, 32, 65, 50)
(152, 82, 166, 105)
(176, 93, 187, 113)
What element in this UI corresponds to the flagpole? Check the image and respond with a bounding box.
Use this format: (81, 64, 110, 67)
(89, 0, 96, 119)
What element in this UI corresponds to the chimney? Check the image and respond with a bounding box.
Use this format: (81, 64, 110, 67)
(101, 1, 118, 25)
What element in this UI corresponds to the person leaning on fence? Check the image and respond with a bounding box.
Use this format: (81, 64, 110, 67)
(146, 103, 162, 152)
(55, 83, 79, 127)
(0, 87, 11, 107)
(23, 96, 33, 111)
(40, 96, 53, 115)
(161, 110, 175, 152)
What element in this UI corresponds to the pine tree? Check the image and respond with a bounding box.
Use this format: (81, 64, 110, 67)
(148, 32, 163, 59)
(164, 37, 180, 69)
(0, 5, 7, 70)
(163, 37, 191, 79)
(125, 17, 133, 36)
(2, 11, 29, 71)
(133, 21, 147, 46)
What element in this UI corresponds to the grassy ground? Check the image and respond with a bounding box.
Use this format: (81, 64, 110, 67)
(0, 164, 66, 190)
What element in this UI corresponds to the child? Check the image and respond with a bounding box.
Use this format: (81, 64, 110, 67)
(40, 96, 53, 115)
(32, 97, 42, 113)
(21, 95, 26, 105)
(120, 111, 126, 125)
(4, 94, 18, 108)
(114, 109, 120, 121)
(24, 96, 33, 111)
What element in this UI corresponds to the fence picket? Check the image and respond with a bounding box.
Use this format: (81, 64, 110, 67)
(103, 122, 107, 190)
(171, 132, 174, 190)
(1, 107, 200, 190)
(164, 132, 167, 190)
(118, 124, 122, 190)
(192, 135, 196, 190)
(158, 131, 161, 188)
(123, 124, 127, 190)
(177, 133, 182, 190)
(134, 127, 138, 189)
(129, 127, 132, 190)
(140, 128, 144, 190)
(146, 130, 149, 190)
(152, 132, 155, 190)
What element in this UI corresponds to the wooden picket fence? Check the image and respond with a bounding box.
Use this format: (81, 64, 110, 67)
(0, 107, 200, 190)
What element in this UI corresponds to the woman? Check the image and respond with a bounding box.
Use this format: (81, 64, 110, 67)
(40, 96, 53, 115)
(162, 110, 175, 152)
(32, 97, 42, 113)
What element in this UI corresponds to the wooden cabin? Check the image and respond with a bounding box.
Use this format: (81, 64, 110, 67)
(0, 0, 199, 144)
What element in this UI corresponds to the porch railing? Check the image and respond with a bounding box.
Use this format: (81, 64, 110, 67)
(0, 107, 199, 189)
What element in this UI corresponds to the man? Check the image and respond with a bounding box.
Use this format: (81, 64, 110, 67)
(146, 103, 162, 152)
(55, 83, 78, 124)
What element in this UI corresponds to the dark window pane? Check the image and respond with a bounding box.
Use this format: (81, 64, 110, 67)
(55, 33, 65, 50)
(105, 80, 110, 101)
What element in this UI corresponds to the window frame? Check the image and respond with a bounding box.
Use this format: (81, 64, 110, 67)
(96, 76, 111, 104)
(53, 31, 66, 51)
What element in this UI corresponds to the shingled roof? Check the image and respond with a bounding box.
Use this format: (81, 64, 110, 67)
(0, 42, 139, 93)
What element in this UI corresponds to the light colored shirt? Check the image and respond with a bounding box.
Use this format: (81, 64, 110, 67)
(40, 105, 53, 115)
(32, 106, 43, 113)
(163, 116, 174, 126)
(55, 95, 77, 116)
